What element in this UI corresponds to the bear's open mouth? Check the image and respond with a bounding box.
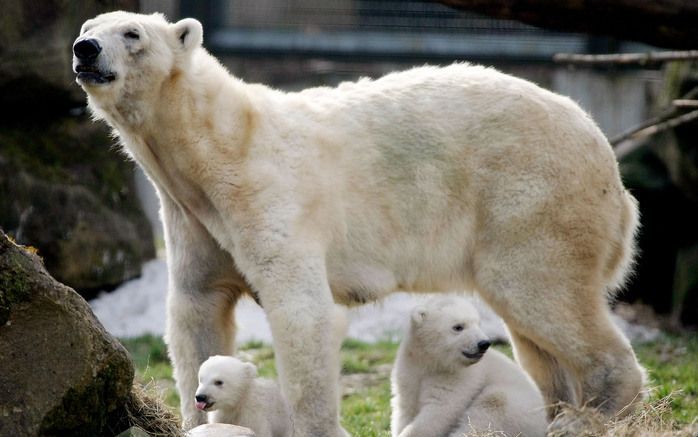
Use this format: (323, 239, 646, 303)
(74, 64, 116, 84)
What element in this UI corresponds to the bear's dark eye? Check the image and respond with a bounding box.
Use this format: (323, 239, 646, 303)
(452, 324, 464, 332)
(214, 380, 223, 386)
(124, 30, 140, 40)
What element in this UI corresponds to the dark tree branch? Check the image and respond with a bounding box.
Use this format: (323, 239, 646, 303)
(553, 50, 698, 66)
(609, 85, 698, 146)
(434, 0, 698, 49)
(615, 109, 698, 160)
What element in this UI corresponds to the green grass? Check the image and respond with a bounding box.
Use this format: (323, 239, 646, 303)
(342, 381, 393, 437)
(340, 339, 398, 374)
(634, 334, 698, 423)
(119, 334, 698, 435)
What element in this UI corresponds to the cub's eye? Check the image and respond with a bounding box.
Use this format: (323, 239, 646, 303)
(124, 30, 140, 40)
(214, 380, 223, 386)
(452, 324, 465, 332)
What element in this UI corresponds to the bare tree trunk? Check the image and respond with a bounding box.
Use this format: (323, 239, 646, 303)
(434, 0, 698, 49)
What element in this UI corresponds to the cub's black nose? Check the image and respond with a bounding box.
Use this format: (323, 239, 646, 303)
(73, 38, 102, 60)
(477, 340, 491, 352)
(195, 394, 207, 403)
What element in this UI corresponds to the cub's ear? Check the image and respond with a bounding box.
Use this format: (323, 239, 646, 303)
(172, 18, 203, 51)
(411, 306, 427, 325)
(244, 362, 258, 379)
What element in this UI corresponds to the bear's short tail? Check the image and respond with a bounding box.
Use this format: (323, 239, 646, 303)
(604, 189, 640, 296)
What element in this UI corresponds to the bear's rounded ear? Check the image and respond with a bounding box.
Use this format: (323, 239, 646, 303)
(244, 362, 258, 378)
(411, 306, 427, 325)
(173, 18, 203, 52)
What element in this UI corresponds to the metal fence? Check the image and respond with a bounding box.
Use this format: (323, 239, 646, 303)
(181, 0, 641, 62)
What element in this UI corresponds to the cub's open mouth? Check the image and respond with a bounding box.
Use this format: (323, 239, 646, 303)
(195, 400, 214, 411)
(75, 64, 116, 84)
(462, 351, 485, 360)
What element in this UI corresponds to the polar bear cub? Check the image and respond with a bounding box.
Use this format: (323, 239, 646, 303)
(195, 356, 291, 437)
(391, 296, 548, 437)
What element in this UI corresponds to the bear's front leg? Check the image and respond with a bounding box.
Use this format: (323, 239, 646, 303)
(251, 252, 344, 437)
(161, 200, 243, 430)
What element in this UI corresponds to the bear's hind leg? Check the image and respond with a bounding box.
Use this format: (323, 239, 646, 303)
(476, 257, 645, 422)
(508, 330, 577, 418)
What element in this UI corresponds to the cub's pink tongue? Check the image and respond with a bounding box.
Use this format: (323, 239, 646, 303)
(195, 401, 207, 410)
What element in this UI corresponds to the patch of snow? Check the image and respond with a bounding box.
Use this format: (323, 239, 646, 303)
(89, 259, 659, 346)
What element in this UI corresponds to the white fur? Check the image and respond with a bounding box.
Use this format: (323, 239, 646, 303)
(196, 356, 290, 437)
(75, 11, 645, 435)
(391, 296, 548, 437)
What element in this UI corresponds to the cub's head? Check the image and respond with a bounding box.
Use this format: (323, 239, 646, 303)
(195, 355, 257, 413)
(72, 11, 202, 114)
(410, 297, 491, 370)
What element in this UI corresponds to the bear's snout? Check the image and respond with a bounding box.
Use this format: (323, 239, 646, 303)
(477, 340, 491, 352)
(461, 339, 491, 362)
(73, 38, 102, 61)
(194, 393, 214, 411)
(73, 38, 116, 85)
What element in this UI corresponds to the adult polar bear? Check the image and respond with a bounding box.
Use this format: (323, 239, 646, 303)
(73, 11, 644, 435)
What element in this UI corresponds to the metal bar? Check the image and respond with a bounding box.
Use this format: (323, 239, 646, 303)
(207, 28, 589, 62)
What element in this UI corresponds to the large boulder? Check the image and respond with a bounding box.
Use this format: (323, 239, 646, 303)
(0, 231, 134, 435)
(0, 0, 155, 297)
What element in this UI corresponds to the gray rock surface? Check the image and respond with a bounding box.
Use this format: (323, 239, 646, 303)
(0, 231, 134, 435)
(187, 423, 256, 437)
(117, 426, 152, 437)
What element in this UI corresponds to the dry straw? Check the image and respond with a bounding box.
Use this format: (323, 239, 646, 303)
(462, 393, 697, 437)
(121, 382, 185, 437)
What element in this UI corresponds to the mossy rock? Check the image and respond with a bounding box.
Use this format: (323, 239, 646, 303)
(0, 231, 135, 436)
(0, 117, 155, 297)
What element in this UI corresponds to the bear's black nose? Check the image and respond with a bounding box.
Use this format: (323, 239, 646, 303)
(195, 394, 208, 403)
(73, 38, 102, 60)
(477, 340, 491, 352)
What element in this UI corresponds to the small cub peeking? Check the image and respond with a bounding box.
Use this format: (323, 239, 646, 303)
(196, 356, 290, 437)
(391, 296, 548, 437)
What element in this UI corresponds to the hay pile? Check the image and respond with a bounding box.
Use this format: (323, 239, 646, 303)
(460, 394, 697, 437)
(112, 383, 185, 437)
(546, 395, 697, 437)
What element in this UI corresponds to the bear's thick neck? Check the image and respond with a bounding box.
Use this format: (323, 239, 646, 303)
(106, 59, 258, 223)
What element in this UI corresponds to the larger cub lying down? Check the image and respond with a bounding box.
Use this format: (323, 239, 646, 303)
(74, 11, 645, 434)
(391, 297, 548, 437)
